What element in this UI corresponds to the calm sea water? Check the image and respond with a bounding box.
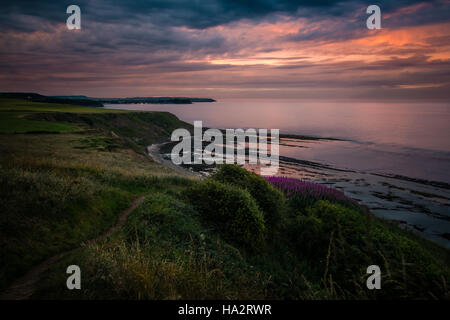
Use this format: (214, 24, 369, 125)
(105, 100, 450, 183)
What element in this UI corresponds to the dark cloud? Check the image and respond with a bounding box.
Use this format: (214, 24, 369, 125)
(0, 0, 442, 31)
(0, 0, 449, 100)
(284, 0, 450, 44)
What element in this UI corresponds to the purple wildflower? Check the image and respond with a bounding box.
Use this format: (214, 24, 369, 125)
(264, 176, 357, 207)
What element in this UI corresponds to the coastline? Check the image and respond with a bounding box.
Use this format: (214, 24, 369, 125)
(1, 97, 448, 300)
(147, 143, 202, 177)
(155, 136, 450, 248)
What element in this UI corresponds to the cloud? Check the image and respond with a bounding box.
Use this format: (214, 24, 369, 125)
(1, 0, 442, 31)
(0, 0, 449, 100)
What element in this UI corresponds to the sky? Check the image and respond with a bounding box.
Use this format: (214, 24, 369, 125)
(0, 0, 449, 100)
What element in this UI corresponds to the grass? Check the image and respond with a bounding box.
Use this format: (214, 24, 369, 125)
(0, 97, 192, 150)
(0, 97, 125, 134)
(0, 98, 195, 292)
(1, 97, 449, 300)
(0, 131, 197, 291)
(0, 98, 127, 114)
(34, 194, 269, 300)
(0, 112, 78, 133)
(33, 166, 450, 300)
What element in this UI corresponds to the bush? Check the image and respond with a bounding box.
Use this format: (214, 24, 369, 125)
(125, 193, 203, 246)
(212, 164, 285, 230)
(185, 179, 265, 249)
(287, 200, 450, 299)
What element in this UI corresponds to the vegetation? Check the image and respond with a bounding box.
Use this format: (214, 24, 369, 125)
(0, 112, 78, 134)
(0, 98, 122, 114)
(185, 179, 266, 249)
(35, 165, 450, 300)
(286, 200, 450, 298)
(0, 92, 103, 107)
(0, 97, 448, 300)
(0, 97, 194, 291)
(212, 164, 286, 231)
(264, 176, 357, 209)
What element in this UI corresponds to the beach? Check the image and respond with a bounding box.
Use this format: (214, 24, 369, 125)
(109, 100, 450, 247)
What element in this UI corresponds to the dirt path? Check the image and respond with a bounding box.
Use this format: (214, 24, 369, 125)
(0, 196, 146, 300)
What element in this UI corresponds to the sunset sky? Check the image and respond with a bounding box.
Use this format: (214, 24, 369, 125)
(1, 0, 449, 100)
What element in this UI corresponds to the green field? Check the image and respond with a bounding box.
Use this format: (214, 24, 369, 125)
(0, 98, 127, 134)
(0, 113, 78, 134)
(0, 98, 449, 300)
(0, 98, 127, 114)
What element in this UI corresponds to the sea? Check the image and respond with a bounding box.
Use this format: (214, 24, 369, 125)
(105, 100, 450, 247)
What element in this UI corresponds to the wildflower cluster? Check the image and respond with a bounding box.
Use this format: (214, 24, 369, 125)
(264, 176, 357, 208)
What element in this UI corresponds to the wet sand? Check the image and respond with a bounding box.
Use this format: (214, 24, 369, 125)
(155, 137, 450, 248)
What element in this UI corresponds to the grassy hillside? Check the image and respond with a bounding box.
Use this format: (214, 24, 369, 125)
(0, 98, 195, 291)
(0, 98, 448, 299)
(33, 165, 450, 300)
(0, 93, 104, 107)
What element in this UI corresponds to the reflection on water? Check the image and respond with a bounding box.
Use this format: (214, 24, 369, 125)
(105, 100, 450, 183)
(132, 99, 450, 247)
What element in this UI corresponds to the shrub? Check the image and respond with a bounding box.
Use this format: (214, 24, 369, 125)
(212, 164, 286, 230)
(125, 193, 203, 246)
(185, 179, 265, 249)
(287, 200, 450, 299)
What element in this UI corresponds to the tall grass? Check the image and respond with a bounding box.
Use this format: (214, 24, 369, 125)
(78, 238, 267, 300)
(0, 131, 194, 291)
